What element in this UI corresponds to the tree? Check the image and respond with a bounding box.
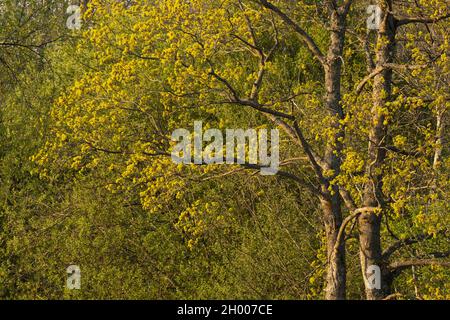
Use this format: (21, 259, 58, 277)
(32, 0, 450, 300)
(349, 0, 449, 299)
(35, 0, 355, 299)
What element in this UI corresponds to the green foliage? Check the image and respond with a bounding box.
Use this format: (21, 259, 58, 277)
(0, 0, 448, 300)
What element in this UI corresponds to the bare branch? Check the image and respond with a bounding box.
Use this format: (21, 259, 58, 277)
(389, 259, 450, 272)
(383, 293, 403, 300)
(339, 188, 357, 212)
(332, 210, 361, 259)
(382, 234, 435, 260)
(396, 13, 450, 27)
(340, 0, 354, 17)
(293, 121, 327, 183)
(332, 207, 380, 262)
(208, 69, 295, 120)
(241, 162, 320, 193)
(355, 64, 427, 95)
(256, 0, 326, 65)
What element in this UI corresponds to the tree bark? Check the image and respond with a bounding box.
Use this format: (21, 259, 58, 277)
(258, 0, 350, 299)
(359, 1, 397, 300)
(322, 196, 346, 300)
(322, 8, 347, 300)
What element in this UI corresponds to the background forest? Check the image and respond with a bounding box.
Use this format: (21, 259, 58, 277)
(0, 0, 449, 300)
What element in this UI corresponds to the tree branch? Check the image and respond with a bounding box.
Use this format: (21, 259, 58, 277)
(208, 70, 295, 120)
(339, 0, 354, 17)
(240, 162, 320, 193)
(257, 0, 326, 65)
(339, 188, 357, 212)
(396, 13, 450, 27)
(382, 233, 435, 260)
(355, 64, 427, 95)
(293, 121, 327, 183)
(389, 259, 450, 273)
(332, 207, 380, 262)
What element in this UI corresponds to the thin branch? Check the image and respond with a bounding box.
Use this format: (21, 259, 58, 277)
(193, 157, 321, 194)
(339, 188, 357, 212)
(382, 233, 435, 260)
(396, 13, 450, 27)
(383, 293, 403, 300)
(257, 0, 326, 65)
(293, 121, 326, 183)
(331, 207, 380, 262)
(389, 259, 450, 272)
(332, 211, 361, 258)
(208, 69, 295, 120)
(241, 162, 320, 193)
(355, 64, 428, 95)
(340, 0, 354, 17)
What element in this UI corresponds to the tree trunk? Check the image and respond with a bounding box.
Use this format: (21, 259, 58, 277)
(322, 195, 346, 300)
(359, 1, 397, 300)
(322, 8, 347, 300)
(358, 211, 388, 299)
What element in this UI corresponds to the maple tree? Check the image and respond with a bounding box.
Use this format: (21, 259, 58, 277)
(1, 0, 448, 300)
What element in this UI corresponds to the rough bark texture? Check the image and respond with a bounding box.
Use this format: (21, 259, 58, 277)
(322, 196, 346, 300)
(322, 8, 347, 300)
(359, 1, 397, 300)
